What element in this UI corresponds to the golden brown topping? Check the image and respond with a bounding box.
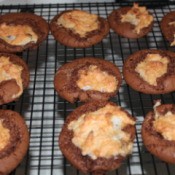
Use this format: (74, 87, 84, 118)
(0, 23, 38, 46)
(68, 104, 135, 159)
(57, 10, 99, 37)
(0, 56, 23, 98)
(169, 21, 175, 26)
(168, 21, 175, 46)
(0, 120, 10, 151)
(121, 3, 153, 34)
(153, 102, 175, 141)
(170, 34, 175, 46)
(135, 53, 169, 86)
(76, 65, 118, 92)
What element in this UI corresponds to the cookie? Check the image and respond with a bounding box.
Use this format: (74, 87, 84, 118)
(59, 101, 136, 174)
(142, 101, 175, 164)
(108, 3, 154, 39)
(123, 49, 175, 94)
(0, 110, 29, 174)
(50, 9, 109, 48)
(0, 12, 49, 53)
(54, 57, 122, 103)
(160, 11, 175, 46)
(0, 53, 30, 105)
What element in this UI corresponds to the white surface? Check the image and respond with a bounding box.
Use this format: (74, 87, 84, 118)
(0, 0, 114, 5)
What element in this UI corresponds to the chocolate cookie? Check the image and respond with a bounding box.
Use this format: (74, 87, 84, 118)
(0, 12, 49, 53)
(0, 53, 30, 105)
(108, 3, 154, 39)
(160, 11, 175, 46)
(50, 9, 109, 48)
(0, 110, 29, 174)
(54, 57, 122, 103)
(142, 101, 175, 164)
(123, 49, 175, 94)
(59, 101, 136, 174)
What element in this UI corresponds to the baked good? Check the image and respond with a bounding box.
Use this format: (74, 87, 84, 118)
(142, 101, 175, 164)
(59, 101, 136, 174)
(123, 49, 175, 94)
(0, 109, 29, 174)
(108, 3, 154, 39)
(160, 11, 175, 46)
(0, 12, 49, 53)
(54, 57, 122, 103)
(0, 53, 30, 105)
(50, 9, 109, 48)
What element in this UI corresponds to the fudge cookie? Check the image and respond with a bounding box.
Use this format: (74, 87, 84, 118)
(0, 110, 29, 174)
(142, 101, 175, 163)
(0, 12, 49, 53)
(59, 101, 136, 174)
(161, 11, 175, 46)
(54, 57, 122, 103)
(0, 53, 30, 105)
(108, 3, 154, 39)
(50, 9, 109, 48)
(123, 49, 175, 94)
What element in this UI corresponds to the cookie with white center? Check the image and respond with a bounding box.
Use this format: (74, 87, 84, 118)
(59, 101, 136, 174)
(0, 53, 30, 105)
(142, 101, 175, 164)
(108, 3, 154, 39)
(160, 11, 175, 47)
(123, 49, 175, 94)
(54, 57, 122, 103)
(50, 10, 109, 48)
(0, 110, 29, 174)
(0, 13, 49, 53)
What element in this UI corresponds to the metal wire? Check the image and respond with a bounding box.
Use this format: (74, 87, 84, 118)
(0, 1, 175, 175)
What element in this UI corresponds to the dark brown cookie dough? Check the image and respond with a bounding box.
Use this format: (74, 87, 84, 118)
(160, 11, 175, 47)
(0, 12, 49, 53)
(123, 49, 175, 94)
(0, 53, 30, 105)
(54, 57, 122, 103)
(108, 4, 153, 39)
(59, 101, 136, 174)
(0, 110, 29, 175)
(142, 102, 175, 164)
(50, 10, 109, 48)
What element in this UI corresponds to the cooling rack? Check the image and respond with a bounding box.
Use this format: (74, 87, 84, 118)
(0, 1, 175, 175)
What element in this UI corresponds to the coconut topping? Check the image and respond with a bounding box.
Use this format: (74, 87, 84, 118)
(135, 53, 169, 86)
(57, 10, 99, 37)
(68, 104, 135, 159)
(121, 3, 153, 34)
(0, 23, 38, 46)
(168, 21, 175, 46)
(76, 65, 118, 93)
(0, 56, 23, 98)
(153, 102, 175, 141)
(0, 120, 10, 151)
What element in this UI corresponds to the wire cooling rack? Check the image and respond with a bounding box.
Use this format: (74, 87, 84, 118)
(0, 1, 175, 175)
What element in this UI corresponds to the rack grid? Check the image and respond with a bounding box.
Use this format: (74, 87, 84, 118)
(0, 1, 175, 175)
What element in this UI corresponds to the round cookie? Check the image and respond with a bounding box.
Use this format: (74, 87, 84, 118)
(0, 53, 30, 105)
(108, 3, 154, 39)
(160, 11, 175, 47)
(59, 101, 136, 174)
(0, 12, 49, 53)
(50, 9, 109, 48)
(54, 57, 122, 103)
(0, 110, 29, 174)
(142, 101, 175, 164)
(123, 49, 175, 94)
